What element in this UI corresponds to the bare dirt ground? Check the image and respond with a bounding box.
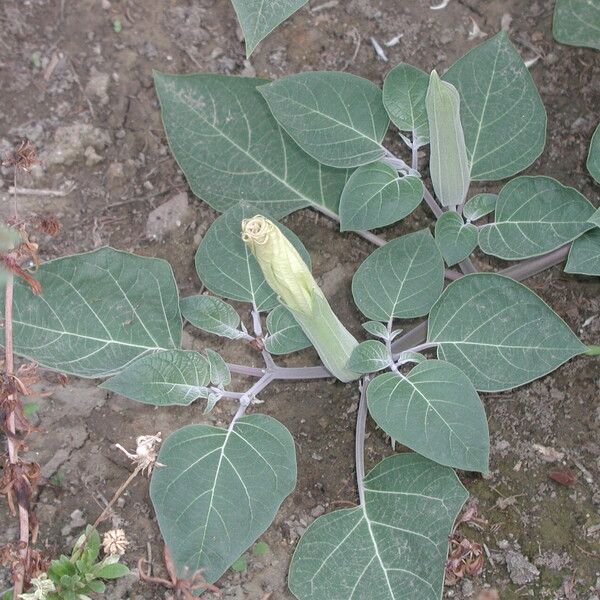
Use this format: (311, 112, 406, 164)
(1, 0, 599, 598)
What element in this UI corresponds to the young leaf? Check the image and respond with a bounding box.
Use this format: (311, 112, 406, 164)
(180, 295, 245, 340)
(352, 230, 444, 321)
(1, 248, 181, 378)
(150, 415, 296, 584)
(288, 453, 468, 600)
(395, 350, 426, 364)
(553, 0, 600, 50)
(347, 340, 390, 374)
(478, 176, 595, 260)
(100, 350, 210, 406)
(463, 193, 497, 222)
(195, 203, 311, 312)
(94, 563, 129, 580)
(362, 321, 389, 339)
(427, 273, 586, 391)
(434, 211, 478, 266)
(206, 348, 231, 387)
(425, 70, 470, 207)
(230, 0, 307, 57)
(258, 72, 389, 168)
(264, 306, 311, 355)
(339, 161, 423, 231)
(588, 124, 600, 183)
(367, 361, 489, 472)
(154, 73, 348, 218)
(444, 32, 547, 181)
(382, 63, 430, 145)
(565, 228, 600, 276)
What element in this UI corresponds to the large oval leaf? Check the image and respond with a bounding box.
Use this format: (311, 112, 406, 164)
(258, 72, 389, 168)
(288, 453, 468, 600)
(155, 72, 349, 218)
(478, 176, 595, 260)
(565, 228, 600, 276)
(352, 230, 444, 321)
(101, 350, 210, 406)
(553, 0, 600, 50)
(231, 0, 308, 56)
(195, 203, 311, 311)
(151, 414, 296, 583)
(444, 32, 547, 181)
(339, 161, 423, 231)
(3, 248, 181, 378)
(382, 63, 430, 145)
(367, 361, 489, 472)
(427, 273, 586, 391)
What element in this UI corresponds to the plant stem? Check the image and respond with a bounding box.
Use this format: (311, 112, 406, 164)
(411, 139, 419, 172)
(422, 186, 443, 219)
(227, 363, 265, 378)
(584, 345, 600, 356)
(355, 376, 369, 506)
(5, 274, 28, 599)
(228, 373, 274, 430)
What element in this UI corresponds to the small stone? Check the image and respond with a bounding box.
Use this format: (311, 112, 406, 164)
(240, 59, 256, 77)
(44, 123, 110, 167)
(310, 504, 325, 518)
(61, 508, 86, 536)
(106, 161, 125, 183)
(85, 67, 110, 106)
(505, 550, 540, 585)
(84, 145, 103, 166)
(461, 579, 474, 597)
(145, 192, 192, 239)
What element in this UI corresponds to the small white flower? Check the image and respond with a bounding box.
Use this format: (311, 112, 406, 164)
(102, 528, 129, 556)
(115, 432, 163, 475)
(19, 573, 55, 600)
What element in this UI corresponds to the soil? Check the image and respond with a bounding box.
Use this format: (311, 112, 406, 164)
(1, 0, 599, 599)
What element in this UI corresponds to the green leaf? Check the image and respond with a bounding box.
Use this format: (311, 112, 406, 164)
(181, 295, 245, 340)
(352, 230, 444, 321)
(588, 123, 600, 183)
(444, 32, 547, 181)
(258, 72, 389, 168)
(339, 161, 423, 231)
(252, 541, 270, 556)
(463, 193, 497, 222)
(382, 63, 430, 145)
(206, 348, 231, 387)
(86, 580, 106, 593)
(230, 0, 307, 56)
(195, 203, 311, 311)
(150, 415, 296, 584)
(478, 176, 595, 260)
(396, 350, 426, 364)
(553, 0, 600, 50)
(368, 361, 489, 472)
(101, 350, 210, 406)
(347, 340, 390, 374)
(434, 211, 478, 266)
(589, 207, 600, 227)
(155, 72, 349, 218)
(565, 228, 600, 275)
(2, 248, 180, 378)
(94, 563, 129, 580)
(231, 555, 248, 572)
(288, 453, 468, 600)
(427, 273, 586, 391)
(426, 71, 471, 207)
(264, 306, 311, 355)
(362, 321, 389, 339)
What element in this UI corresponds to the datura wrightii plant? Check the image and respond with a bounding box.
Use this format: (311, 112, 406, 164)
(3, 31, 600, 599)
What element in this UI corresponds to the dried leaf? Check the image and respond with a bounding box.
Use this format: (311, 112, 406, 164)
(549, 468, 577, 487)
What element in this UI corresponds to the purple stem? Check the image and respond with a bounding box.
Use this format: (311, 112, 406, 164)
(355, 376, 369, 505)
